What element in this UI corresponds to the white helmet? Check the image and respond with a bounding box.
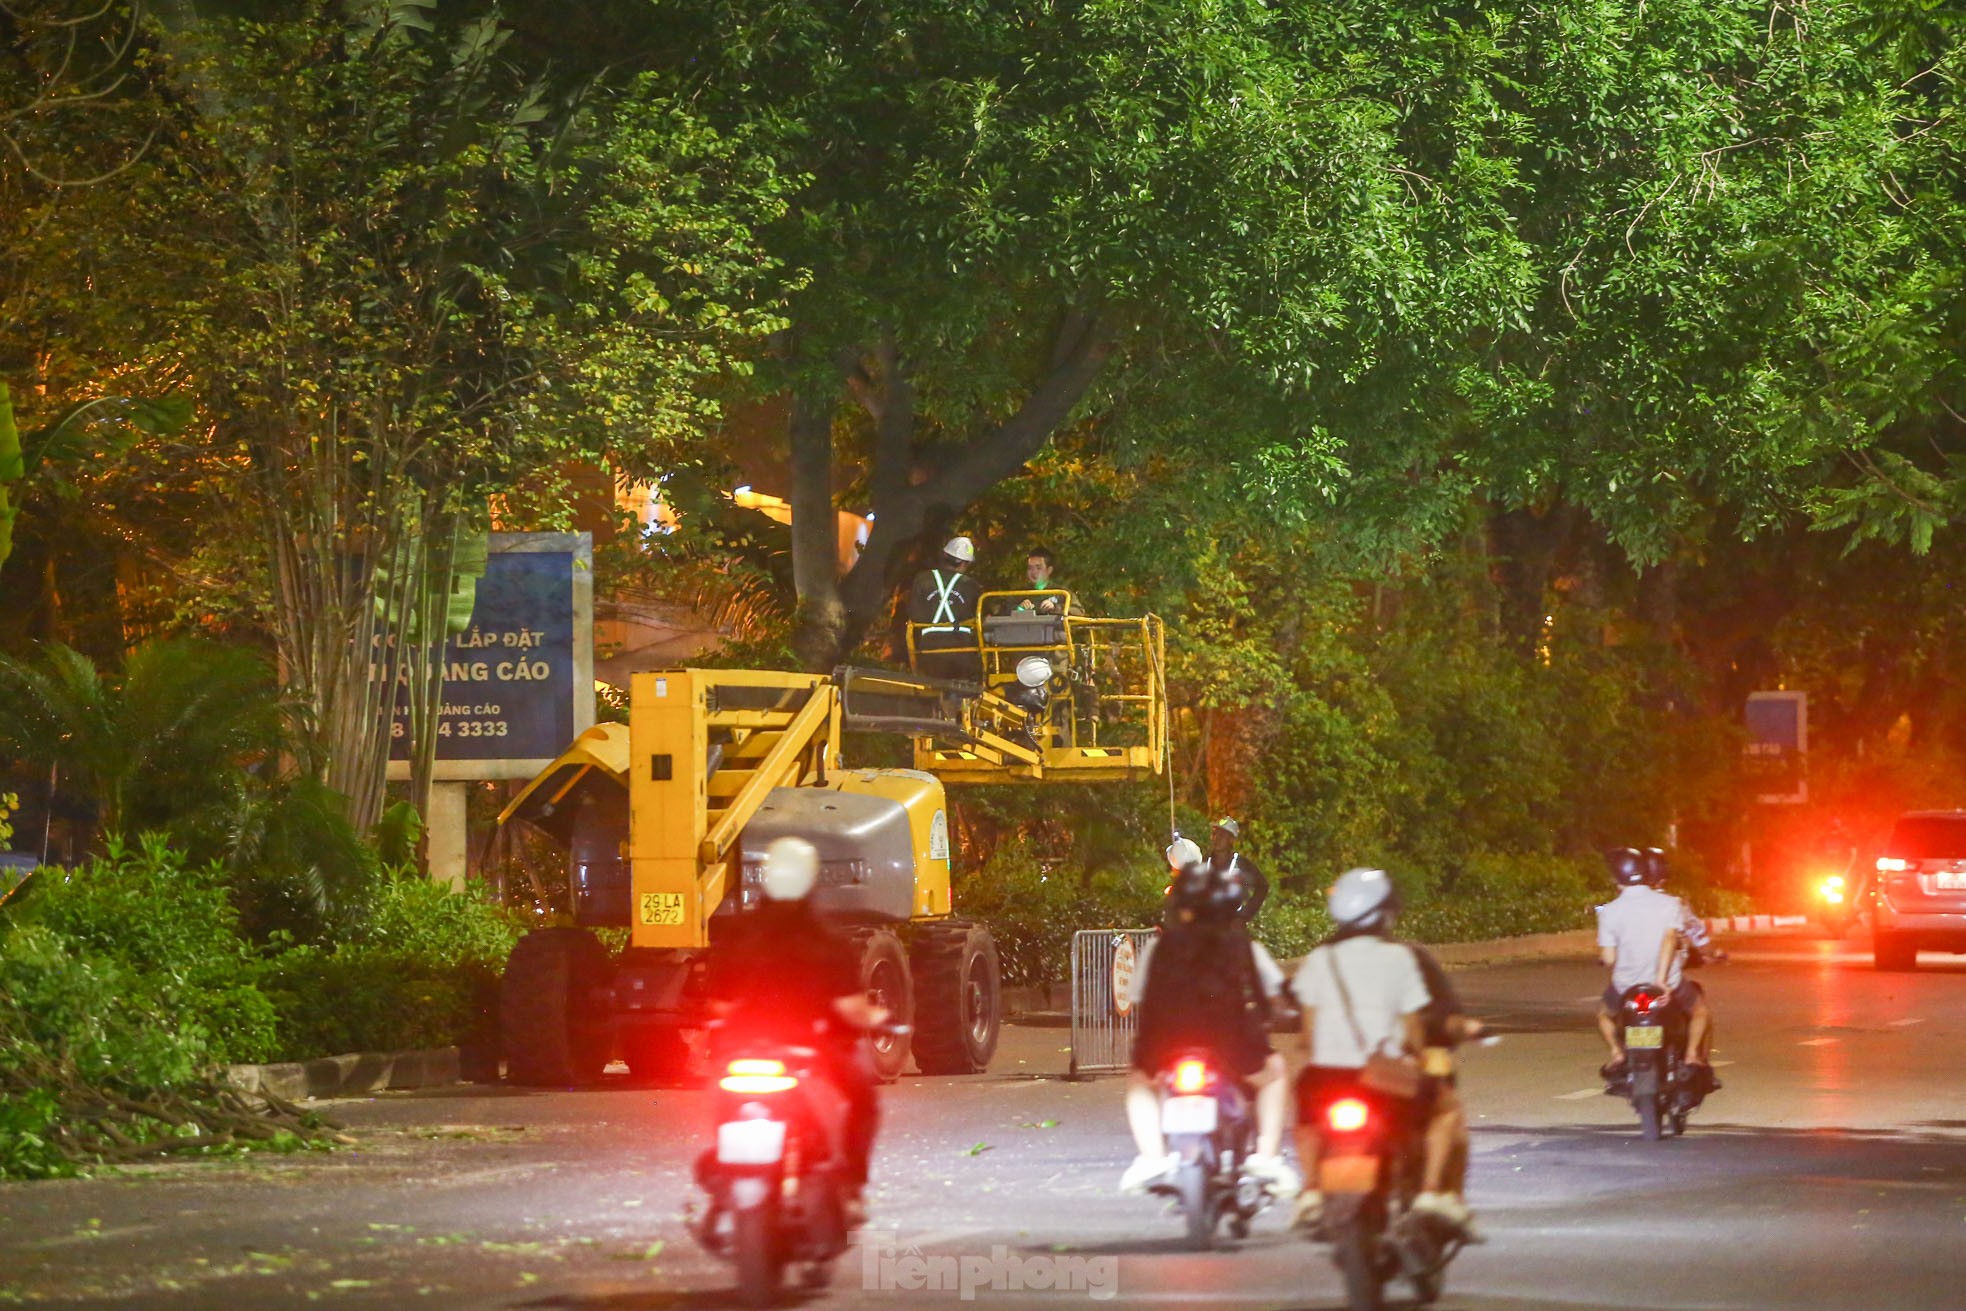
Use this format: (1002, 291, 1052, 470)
(1166, 837, 1203, 870)
(942, 535, 975, 565)
(760, 836, 819, 901)
(1328, 866, 1397, 928)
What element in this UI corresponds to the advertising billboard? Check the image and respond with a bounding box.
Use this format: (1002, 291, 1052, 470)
(385, 532, 594, 782)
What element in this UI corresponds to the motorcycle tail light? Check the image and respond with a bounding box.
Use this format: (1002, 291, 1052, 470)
(1172, 1059, 1208, 1094)
(1633, 992, 1656, 1014)
(1327, 1098, 1370, 1133)
(720, 1058, 797, 1094)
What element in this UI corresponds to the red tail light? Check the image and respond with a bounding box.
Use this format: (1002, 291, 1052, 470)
(1327, 1098, 1370, 1133)
(1172, 1059, 1208, 1094)
(1633, 992, 1655, 1014)
(720, 1058, 797, 1094)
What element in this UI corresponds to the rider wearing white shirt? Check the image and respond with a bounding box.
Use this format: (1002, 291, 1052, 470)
(1596, 847, 1718, 1079)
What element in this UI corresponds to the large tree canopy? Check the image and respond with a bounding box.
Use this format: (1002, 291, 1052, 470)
(643, 0, 1529, 665)
(5, 0, 791, 824)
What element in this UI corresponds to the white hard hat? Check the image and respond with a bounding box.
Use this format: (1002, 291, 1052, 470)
(1328, 866, 1396, 928)
(1166, 837, 1203, 870)
(1015, 655, 1052, 688)
(942, 536, 975, 564)
(760, 836, 819, 901)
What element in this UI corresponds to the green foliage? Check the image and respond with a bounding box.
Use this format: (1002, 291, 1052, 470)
(371, 802, 425, 871)
(0, 638, 284, 842)
(350, 870, 523, 970)
(954, 846, 1159, 988)
(259, 874, 518, 1061)
(259, 947, 492, 1062)
(0, 837, 522, 1176)
(0, 639, 380, 938)
(0, 838, 281, 1079)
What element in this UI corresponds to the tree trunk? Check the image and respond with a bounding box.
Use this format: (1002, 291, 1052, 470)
(257, 414, 407, 834)
(787, 313, 1109, 669)
(1488, 503, 1574, 655)
(788, 385, 846, 672)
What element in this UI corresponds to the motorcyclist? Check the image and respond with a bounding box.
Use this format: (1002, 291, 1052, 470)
(1596, 847, 1717, 1087)
(906, 536, 983, 682)
(1290, 867, 1475, 1235)
(704, 836, 886, 1220)
(1118, 855, 1298, 1197)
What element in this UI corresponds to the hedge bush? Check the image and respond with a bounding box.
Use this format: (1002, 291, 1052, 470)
(0, 838, 522, 1178)
(960, 845, 1619, 983)
(260, 871, 518, 1061)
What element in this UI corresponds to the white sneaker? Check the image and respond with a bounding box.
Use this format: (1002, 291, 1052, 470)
(1411, 1191, 1479, 1239)
(1242, 1153, 1301, 1198)
(1118, 1153, 1178, 1194)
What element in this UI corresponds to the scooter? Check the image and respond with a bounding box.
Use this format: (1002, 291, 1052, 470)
(1303, 1082, 1465, 1311)
(1811, 863, 1863, 938)
(1147, 1050, 1274, 1250)
(1605, 983, 1711, 1140)
(689, 1022, 908, 1306)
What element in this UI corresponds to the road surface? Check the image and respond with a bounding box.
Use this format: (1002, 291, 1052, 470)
(3, 935, 1963, 1309)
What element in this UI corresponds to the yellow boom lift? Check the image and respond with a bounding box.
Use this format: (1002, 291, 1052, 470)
(495, 590, 1164, 1083)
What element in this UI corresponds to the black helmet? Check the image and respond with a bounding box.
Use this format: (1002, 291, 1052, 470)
(1167, 861, 1213, 913)
(1605, 848, 1647, 886)
(1640, 847, 1669, 887)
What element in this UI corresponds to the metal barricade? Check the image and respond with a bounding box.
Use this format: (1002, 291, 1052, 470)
(1069, 927, 1157, 1077)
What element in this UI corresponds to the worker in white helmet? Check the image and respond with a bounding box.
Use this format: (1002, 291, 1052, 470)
(705, 836, 887, 1217)
(906, 535, 982, 683)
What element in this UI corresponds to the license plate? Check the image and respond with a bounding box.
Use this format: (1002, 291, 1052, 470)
(1625, 1026, 1663, 1049)
(1161, 1095, 1218, 1135)
(716, 1119, 786, 1165)
(1319, 1154, 1380, 1194)
(1935, 870, 1966, 891)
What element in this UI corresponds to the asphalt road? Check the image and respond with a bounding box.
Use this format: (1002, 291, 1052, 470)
(3, 934, 1964, 1310)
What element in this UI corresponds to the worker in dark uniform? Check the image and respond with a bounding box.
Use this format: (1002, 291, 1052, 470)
(1017, 546, 1066, 615)
(907, 536, 982, 684)
(1208, 817, 1269, 924)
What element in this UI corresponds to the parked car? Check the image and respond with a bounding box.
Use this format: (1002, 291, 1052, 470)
(1871, 811, 1966, 971)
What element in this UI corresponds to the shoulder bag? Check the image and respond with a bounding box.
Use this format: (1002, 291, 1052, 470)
(1325, 944, 1423, 1100)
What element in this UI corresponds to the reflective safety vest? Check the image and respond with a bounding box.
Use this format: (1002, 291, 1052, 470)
(923, 570, 969, 630)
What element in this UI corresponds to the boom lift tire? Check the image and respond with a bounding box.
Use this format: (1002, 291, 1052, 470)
(908, 920, 1001, 1074)
(847, 928, 915, 1082)
(500, 927, 612, 1086)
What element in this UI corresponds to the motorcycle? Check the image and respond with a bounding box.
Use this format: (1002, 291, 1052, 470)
(689, 1022, 907, 1306)
(1304, 1082, 1465, 1311)
(1147, 1050, 1274, 1250)
(1605, 983, 1710, 1140)
(1811, 867, 1863, 938)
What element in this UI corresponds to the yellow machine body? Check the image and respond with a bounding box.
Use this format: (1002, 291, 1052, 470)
(891, 590, 1167, 783)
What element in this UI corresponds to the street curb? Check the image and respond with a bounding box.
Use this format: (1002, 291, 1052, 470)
(221, 1047, 461, 1101)
(1707, 914, 1811, 934)
(1002, 916, 1813, 1018)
